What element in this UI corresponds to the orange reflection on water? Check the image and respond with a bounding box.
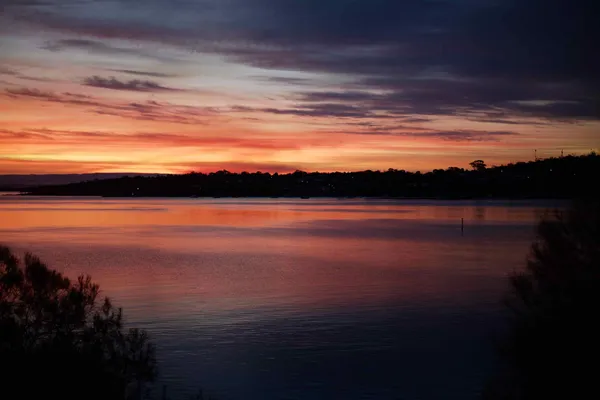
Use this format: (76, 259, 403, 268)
(0, 198, 549, 230)
(0, 197, 556, 320)
(0, 200, 299, 229)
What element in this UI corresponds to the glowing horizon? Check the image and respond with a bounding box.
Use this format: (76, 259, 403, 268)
(1, 0, 598, 174)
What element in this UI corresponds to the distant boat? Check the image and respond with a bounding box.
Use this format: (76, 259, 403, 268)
(300, 196, 310, 199)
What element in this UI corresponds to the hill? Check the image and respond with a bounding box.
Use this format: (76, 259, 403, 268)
(0, 173, 156, 191)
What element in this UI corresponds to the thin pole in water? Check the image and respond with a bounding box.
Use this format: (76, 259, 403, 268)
(461, 218, 464, 236)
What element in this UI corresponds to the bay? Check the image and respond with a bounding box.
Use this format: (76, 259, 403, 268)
(0, 197, 563, 399)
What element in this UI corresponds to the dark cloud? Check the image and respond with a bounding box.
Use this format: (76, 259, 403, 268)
(6, 88, 117, 109)
(251, 76, 314, 86)
(5, 88, 59, 100)
(83, 76, 180, 92)
(2, 0, 60, 6)
(111, 69, 175, 78)
(3, 0, 598, 123)
(262, 103, 375, 119)
(406, 130, 519, 142)
(17, 75, 55, 82)
(43, 39, 124, 53)
(292, 79, 597, 121)
(402, 118, 431, 123)
(0, 67, 19, 76)
(89, 101, 216, 125)
(4, 87, 216, 124)
(0, 66, 56, 82)
(300, 91, 383, 103)
(220, 0, 598, 121)
(40, 38, 179, 62)
(331, 126, 519, 141)
(474, 119, 537, 126)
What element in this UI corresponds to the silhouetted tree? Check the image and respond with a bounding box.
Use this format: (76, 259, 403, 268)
(0, 245, 157, 400)
(470, 159, 487, 171)
(485, 201, 600, 399)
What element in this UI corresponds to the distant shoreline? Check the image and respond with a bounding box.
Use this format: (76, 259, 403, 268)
(10, 154, 599, 200)
(3, 193, 572, 203)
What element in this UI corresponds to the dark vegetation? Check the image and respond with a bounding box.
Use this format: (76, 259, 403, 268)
(0, 246, 157, 400)
(23, 153, 599, 198)
(486, 201, 600, 399)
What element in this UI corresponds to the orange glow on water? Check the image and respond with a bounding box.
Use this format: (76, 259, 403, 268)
(1, 198, 545, 315)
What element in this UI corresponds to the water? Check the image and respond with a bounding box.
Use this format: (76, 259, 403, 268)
(0, 197, 562, 399)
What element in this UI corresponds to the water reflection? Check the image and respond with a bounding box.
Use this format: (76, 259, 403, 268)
(0, 198, 563, 399)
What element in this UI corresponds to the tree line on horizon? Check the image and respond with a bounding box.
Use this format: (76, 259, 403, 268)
(22, 153, 599, 198)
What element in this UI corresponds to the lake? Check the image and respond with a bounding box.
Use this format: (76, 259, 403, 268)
(0, 197, 562, 399)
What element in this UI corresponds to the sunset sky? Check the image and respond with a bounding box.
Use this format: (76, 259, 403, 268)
(1, 0, 597, 174)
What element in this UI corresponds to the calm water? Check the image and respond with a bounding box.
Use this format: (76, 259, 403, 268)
(0, 197, 562, 399)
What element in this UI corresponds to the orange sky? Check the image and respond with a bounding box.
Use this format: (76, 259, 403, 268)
(1, 1, 598, 174)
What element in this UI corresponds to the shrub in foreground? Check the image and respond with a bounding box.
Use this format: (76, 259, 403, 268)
(0, 245, 156, 400)
(486, 201, 600, 399)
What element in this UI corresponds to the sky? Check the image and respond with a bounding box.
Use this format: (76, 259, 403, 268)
(0, 0, 598, 174)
